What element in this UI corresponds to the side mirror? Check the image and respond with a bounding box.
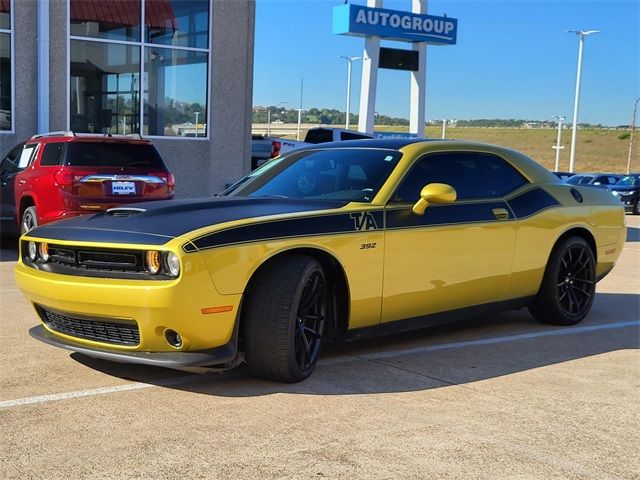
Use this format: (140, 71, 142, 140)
(411, 183, 457, 216)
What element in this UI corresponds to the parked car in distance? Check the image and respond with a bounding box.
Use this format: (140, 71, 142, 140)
(275, 127, 374, 156)
(0, 131, 175, 236)
(18, 139, 625, 383)
(608, 173, 640, 215)
(565, 173, 622, 186)
(552, 171, 573, 181)
(251, 134, 278, 170)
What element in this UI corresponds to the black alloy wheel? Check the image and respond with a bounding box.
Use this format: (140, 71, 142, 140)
(529, 236, 596, 325)
(556, 244, 595, 317)
(293, 270, 326, 372)
(244, 255, 327, 382)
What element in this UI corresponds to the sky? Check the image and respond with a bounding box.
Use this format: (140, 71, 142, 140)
(253, 0, 639, 126)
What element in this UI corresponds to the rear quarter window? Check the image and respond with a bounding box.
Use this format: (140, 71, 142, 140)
(40, 143, 64, 166)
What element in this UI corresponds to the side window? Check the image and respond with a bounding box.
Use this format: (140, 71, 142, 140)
(392, 152, 528, 202)
(40, 143, 64, 166)
(17, 144, 38, 169)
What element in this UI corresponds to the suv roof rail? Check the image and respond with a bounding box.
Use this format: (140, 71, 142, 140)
(74, 132, 144, 140)
(30, 131, 75, 140)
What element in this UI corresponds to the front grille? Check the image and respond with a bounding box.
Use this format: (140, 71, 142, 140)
(37, 306, 140, 346)
(22, 242, 173, 280)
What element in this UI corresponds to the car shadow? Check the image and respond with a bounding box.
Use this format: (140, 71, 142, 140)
(627, 226, 640, 242)
(70, 292, 640, 397)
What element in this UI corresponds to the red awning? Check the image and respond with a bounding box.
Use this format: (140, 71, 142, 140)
(70, 0, 177, 31)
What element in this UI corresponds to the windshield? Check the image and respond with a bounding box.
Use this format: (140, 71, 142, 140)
(615, 176, 639, 187)
(223, 148, 402, 202)
(566, 175, 593, 185)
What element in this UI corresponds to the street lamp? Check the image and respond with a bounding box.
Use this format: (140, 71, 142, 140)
(566, 29, 600, 173)
(627, 97, 640, 175)
(338, 56, 361, 130)
(267, 102, 287, 137)
(194, 112, 200, 137)
(552, 115, 566, 171)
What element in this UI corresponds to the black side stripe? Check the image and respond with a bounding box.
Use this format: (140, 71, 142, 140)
(184, 188, 560, 252)
(506, 188, 560, 219)
(188, 211, 384, 251)
(386, 201, 509, 230)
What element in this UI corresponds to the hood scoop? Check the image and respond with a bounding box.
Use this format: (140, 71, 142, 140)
(106, 207, 147, 217)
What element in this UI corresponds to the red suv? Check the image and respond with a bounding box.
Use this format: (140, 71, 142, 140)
(0, 132, 175, 235)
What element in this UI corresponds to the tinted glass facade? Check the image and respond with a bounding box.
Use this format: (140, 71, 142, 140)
(69, 0, 209, 137)
(0, 0, 12, 132)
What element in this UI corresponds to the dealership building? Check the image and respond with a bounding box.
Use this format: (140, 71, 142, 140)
(0, 0, 255, 196)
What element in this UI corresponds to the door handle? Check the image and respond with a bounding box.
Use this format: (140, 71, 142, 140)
(492, 208, 510, 220)
(18, 179, 26, 185)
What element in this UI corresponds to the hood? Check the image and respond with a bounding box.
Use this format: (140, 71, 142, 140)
(26, 197, 348, 245)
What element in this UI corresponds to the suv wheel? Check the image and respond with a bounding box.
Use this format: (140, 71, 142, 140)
(21, 206, 38, 234)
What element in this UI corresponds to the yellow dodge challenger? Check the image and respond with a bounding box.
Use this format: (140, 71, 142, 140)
(16, 139, 625, 382)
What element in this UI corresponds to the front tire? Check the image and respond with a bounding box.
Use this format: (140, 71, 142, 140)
(633, 199, 640, 216)
(244, 255, 327, 383)
(529, 236, 596, 325)
(21, 206, 38, 234)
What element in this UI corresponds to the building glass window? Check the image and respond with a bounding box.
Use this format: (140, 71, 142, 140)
(70, 40, 140, 134)
(69, 0, 209, 138)
(0, 0, 12, 133)
(144, 47, 207, 136)
(70, 0, 141, 42)
(146, 0, 209, 49)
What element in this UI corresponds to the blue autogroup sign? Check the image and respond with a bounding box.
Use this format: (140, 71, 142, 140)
(333, 4, 457, 45)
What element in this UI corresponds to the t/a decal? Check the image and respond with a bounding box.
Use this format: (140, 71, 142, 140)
(350, 212, 379, 231)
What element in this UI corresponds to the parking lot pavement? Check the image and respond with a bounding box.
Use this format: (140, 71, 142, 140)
(1, 218, 638, 479)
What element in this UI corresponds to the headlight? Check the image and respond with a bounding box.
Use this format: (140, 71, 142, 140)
(164, 252, 180, 277)
(38, 242, 49, 262)
(145, 250, 161, 274)
(28, 241, 37, 261)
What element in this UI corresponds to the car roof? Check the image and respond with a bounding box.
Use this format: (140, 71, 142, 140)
(304, 138, 439, 150)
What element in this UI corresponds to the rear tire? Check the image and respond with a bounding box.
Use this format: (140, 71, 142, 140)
(21, 206, 38, 234)
(529, 237, 596, 326)
(244, 255, 327, 383)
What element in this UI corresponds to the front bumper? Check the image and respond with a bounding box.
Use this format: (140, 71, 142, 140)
(30, 324, 237, 367)
(15, 244, 243, 361)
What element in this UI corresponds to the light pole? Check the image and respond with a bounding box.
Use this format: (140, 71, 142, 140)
(194, 111, 200, 137)
(338, 56, 361, 130)
(566, 29, 600, 173)
(267, 102, 286, 137)
(552, 115, 566, 171)
(626, 97, 640, 175)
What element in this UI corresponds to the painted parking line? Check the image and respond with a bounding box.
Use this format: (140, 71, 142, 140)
(1, 320, 638, 410)
(321, 320, 640, 364)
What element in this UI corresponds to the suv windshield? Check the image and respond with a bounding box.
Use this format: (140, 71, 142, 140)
(64, 142, 166, 169)
(223, 148, 402, 202)
(615, 176, 639, 187)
